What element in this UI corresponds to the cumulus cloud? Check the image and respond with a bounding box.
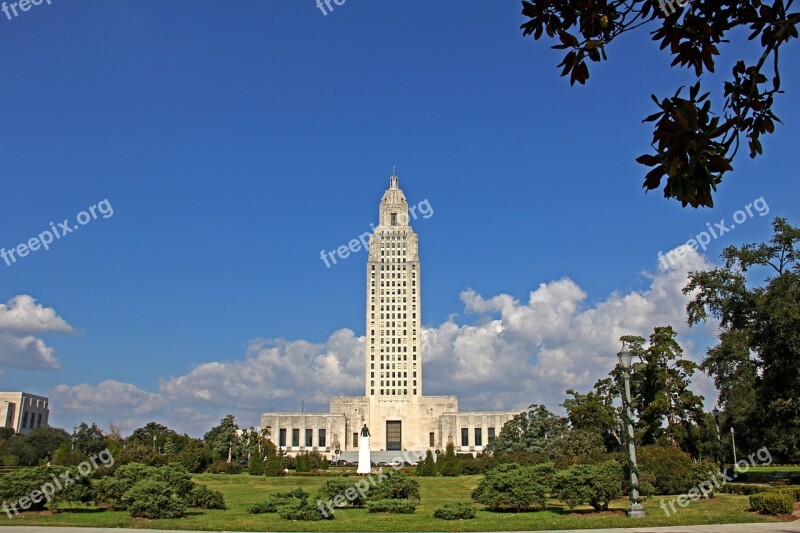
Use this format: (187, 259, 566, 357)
(0, 295, 74, 370)
(51, 245, 718, 435)
(52, 329, 365, 434)
(423, 244, 715, 411)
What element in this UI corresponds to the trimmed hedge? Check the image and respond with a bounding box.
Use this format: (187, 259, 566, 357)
(720, 483, 771, 495)
(749, 491, 794, 515)
(366, 499, 417, 514)
(434, 501, 477, 520)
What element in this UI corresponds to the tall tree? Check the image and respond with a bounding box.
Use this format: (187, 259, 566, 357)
(685, 217, 800, 461)
(203, 415, 240, 462)
(623, 327, 705, 453)
(519, 0, 797, 207)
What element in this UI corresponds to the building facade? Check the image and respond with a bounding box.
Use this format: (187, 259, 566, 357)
(0, 392, 50, 435)
(261, 174, 516, 456)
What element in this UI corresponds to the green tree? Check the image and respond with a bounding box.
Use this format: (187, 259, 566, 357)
(71, 422, 109, 456)
(485, 404, 568, 456)
(544, 429, 606, 466)
(203, 415, 240, 462)
(623, 327, 705, 453)
(685, 217, 800, 461)
(519, 0, 797, 208)
(20, 427, 70, 465)
(416, 450, 437, 477)
(562, 379, 623, 452)
(436, 442, 462, 477)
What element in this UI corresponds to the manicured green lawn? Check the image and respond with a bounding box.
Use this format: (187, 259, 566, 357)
(0, 473, 788, 531)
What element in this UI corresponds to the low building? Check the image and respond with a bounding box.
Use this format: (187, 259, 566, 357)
(0, 392, 50, 435)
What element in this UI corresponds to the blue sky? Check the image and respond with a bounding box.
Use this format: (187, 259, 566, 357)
(0, 0, 797, 435)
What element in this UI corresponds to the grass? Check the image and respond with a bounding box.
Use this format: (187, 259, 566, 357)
(0, 473, 792, 531)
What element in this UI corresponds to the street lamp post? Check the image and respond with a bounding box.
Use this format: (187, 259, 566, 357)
(730, 427, 738, 466)
(617, 348, 646, 518)
(712, 406, 724, 474)
(71, 425, 77, 451)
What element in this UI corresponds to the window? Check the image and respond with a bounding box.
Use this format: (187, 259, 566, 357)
(279, 428, 287, 447)
(488, 427, 496, 441)
(37, 413, 42, 427)
(461, 428, 469, 447)
(306, 428, 313, 447)
(429, 432, 435, 447)
(318, 429, 326, 447)
(475, 428, 483, 447)
(353, 432, 358, 447)
(21, 412, 28, 429)
(292, 429, 300, 447)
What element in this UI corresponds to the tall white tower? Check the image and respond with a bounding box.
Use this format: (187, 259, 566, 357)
(365, 172, 422, 399)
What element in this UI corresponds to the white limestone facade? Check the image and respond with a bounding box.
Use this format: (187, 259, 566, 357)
(0, 392, 50, 435)
(261, 173, 516, 456)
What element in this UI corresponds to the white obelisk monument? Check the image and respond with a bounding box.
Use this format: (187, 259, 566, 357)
(357, 424, 371, 474)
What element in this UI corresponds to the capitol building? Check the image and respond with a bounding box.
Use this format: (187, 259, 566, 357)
(261, 173, 516, 457)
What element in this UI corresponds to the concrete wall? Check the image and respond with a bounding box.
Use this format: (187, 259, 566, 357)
(0, 392, 49, 435)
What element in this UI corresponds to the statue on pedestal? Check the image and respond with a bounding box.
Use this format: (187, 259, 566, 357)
(357, 424, 371, 474)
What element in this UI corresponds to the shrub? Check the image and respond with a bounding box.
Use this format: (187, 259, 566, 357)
(0, 466, 93, 512)
(472, 463, 549, 511)
(206, 460, 244, 474)
(637, 445, 696, 495)
(366, 499, 416, 513)
(434, 501, 477, 519)
(96, 462, 156, 507)
(122, 479, 187, 519)
(458, 456, 486, 475)
(317, 478, 368, 508)
(368, 471, 420, 501)
(553, 460, 623, 511)
(774, 485, 800, 501)
(749, 491, 794, 515)
(248, 488, 308, 514)
(152, 463, 194, 496)
(187, 483, 226, 509)
(277, 498, 333, 520)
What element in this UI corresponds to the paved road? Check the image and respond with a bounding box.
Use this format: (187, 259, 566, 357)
(2, 522, 800, 533)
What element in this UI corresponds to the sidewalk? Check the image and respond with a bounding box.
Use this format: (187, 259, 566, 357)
(1, 522, 799, 533)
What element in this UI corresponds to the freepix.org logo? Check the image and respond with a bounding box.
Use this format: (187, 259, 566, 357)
(1, 0, 53, 22)
(1, 199, 114, 269)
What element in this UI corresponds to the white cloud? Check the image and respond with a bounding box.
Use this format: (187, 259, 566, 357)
(0, 295, 74, 370)
(51, 245, 718, 435)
